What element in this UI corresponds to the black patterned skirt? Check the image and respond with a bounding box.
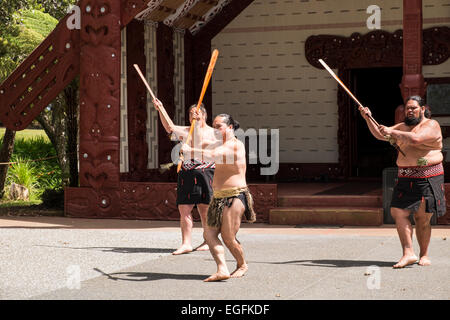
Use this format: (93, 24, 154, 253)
(176, 168, 214, 205)
(391, 164, 446, 217)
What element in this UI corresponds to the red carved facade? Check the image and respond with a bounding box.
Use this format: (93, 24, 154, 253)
(1, 1, 449, 224)
(66, 183, 276, 222)
(64, 0, 272, 220)
(72, 0, 123, 217)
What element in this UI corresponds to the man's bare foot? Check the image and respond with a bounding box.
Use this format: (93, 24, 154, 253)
(418, 256, 431, 266)
(194, 242, 209, 251)
(230, 264, 248, 278)
(393, 255, 418, 268)
(172, 245, 193, 255)
(203, 272, 230, 282)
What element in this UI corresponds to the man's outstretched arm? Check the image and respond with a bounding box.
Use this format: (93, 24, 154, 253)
(358, 106, 389, 141)
(152, 98, 188, 140)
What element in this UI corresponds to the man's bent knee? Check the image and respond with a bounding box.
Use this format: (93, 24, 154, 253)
(222, 234, 237, 248)
(414, 212, 432, 225)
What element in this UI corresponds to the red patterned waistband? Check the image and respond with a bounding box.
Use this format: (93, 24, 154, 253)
(398, 163, 444, 178)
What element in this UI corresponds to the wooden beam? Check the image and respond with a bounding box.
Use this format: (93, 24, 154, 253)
(193, 0, 255, 41)
(400, 0, 426, 101)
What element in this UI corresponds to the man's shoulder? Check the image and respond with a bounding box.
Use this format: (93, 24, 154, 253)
(415, 118, 441, 131)
(425, 118, 441, 128)
(224, 138, 245, 149)
(392, 122, 408, 131)
(235, 138, 245, 148)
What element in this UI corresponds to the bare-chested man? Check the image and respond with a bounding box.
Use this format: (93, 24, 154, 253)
(360, 95, 446, 268)
(153, 98, 217, 255)
(182, 113, 256, 281)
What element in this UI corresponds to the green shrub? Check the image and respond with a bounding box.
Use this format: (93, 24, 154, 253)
(6, 157, 39, 200)
(13, 136, 62, 193)
(2, 133, 63, 203)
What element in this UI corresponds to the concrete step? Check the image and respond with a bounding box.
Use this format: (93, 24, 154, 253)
(277, 195, 382, 208)
(269, 206, 383, 226)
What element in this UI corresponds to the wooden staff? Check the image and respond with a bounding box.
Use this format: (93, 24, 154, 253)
(318, 59, 406, 157)
(133, 64, 173, 127)
(177, 49, 219, 173)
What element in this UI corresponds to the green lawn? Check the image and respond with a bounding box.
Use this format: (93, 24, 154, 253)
(0, 199, 41, 207)
(0, 128, 49, 141)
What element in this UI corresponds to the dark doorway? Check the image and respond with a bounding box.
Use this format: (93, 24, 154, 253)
(350, 67, 404, 177)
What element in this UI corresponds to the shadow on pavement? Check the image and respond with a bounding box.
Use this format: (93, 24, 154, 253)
(265, 259, 399, 268)
(93, 268, 208, 281)
(35, 245, 174, 254)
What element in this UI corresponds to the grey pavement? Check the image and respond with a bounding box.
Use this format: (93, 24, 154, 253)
(0, 217, 449, 300)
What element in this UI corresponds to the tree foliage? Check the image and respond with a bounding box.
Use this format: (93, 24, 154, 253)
(36, 0, 78, 20)
(0, 2, 79, 194)
(0, 8, 58, 82)
(0, 0, 34, 26)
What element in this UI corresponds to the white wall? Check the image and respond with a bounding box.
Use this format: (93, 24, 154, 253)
(211, 0, 450, 163)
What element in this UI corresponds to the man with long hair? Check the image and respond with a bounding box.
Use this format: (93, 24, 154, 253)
(359, 95, 445, 268)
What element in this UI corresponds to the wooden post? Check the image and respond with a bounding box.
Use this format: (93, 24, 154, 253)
(127, 19, 148, 180)
(67, 0, 122, 217)
(400, 0, 426, 101)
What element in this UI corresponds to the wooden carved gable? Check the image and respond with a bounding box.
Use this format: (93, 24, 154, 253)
(305, 27, 450, 70)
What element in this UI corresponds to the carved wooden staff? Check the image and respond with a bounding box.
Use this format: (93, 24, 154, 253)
(177, 49, 219, 173)
(318, 59, 406, 157)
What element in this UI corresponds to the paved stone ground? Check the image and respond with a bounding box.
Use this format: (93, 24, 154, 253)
(0, 217, 449, 301)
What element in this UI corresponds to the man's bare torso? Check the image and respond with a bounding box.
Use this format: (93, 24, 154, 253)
(212, 138, 247, 190)
(394, 119, 443, 167)
(175, 125, 216, 161)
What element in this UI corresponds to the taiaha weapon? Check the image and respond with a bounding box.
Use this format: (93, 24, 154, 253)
(134, 64, 176, 171)
(177, 49, 219, 173)
(133, 64, 173, 127)
(318, 59, 406, 157)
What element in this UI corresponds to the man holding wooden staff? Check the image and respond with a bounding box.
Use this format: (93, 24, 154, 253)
(181, 113, 256, 282)
(153, 98, 217, 255)
(359, 95, 446, 268)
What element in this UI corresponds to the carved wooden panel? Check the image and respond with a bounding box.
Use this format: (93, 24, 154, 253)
(306, 27, 449, 71)
(0, 15, 80, 130)
(65, 187, 122, 218)
(79, 0, 122, 192)
(67, 182, 277, 222)
(66, 0, 123, 216)
(423, 27, 450, 66)
(120, 182, 179, 219)
(306, 30, 404, 70)
(248, 184, 277, 222)
(79, 141, 120, 189)
(400, 0, 425, 100)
